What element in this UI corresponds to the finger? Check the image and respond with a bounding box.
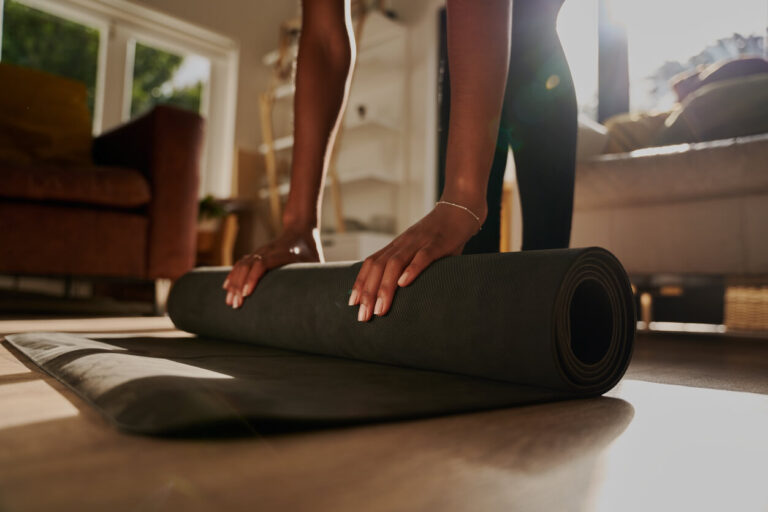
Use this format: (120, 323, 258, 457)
(398, 245, 440, 287)
(358, 251, 394, 322)
(227, 258, 253, 308)
(223, 261, 245, 292)
(225, 264, 244, 305)
(242, 256, 267, 298)
(375, 249, 412, 317)
(350, 256, 376, 306)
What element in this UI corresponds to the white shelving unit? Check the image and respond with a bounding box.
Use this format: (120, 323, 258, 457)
(260, 11, 408, 261)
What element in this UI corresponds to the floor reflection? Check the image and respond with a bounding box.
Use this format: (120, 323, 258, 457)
(0, 380, 78, 430)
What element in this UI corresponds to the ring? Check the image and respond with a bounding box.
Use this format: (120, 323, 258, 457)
(242, 254, 262, 263)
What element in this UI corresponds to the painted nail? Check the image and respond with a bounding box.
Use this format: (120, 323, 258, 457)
(348, 289, 358, 306)
(357, 304, 367, 322)
(222, 279, 229, 289)
(233, 295, 240, 309)
(398, 272, 409, 287)
(226, 291, 233, 305)
(374, 297, 384, 316)
(242, 284, 251, 296)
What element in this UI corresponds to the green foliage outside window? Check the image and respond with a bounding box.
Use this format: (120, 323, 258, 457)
(1, 0, 99, 114)
(130, 43, 202, 118)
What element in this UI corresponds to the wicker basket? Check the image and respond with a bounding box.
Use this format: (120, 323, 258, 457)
(725, 279, 768, 332)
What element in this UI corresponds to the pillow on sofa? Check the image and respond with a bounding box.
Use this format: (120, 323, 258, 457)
(0, 63, 92, 165)
(672, 57, 768, 103)
(602, 111, 671, 154)
(658, 73, 768, 146)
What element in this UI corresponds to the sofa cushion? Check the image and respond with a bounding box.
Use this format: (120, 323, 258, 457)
(672, 57, 768, 102)
(0, 63, 93, 165)
(658, 73, 768, 145)
(603, 111, 671, 153)
(0, 201, 148, 278)
(0, 162, 151, 208)
(575, 133, 768, 210)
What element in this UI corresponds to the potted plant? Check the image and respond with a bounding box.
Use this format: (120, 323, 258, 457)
(198, 195, 227, 232)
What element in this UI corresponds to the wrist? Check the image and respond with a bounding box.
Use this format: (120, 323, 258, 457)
(438, 189, 488, 224)
(282, 208, 318, 235)
(282, 221, 318, 238)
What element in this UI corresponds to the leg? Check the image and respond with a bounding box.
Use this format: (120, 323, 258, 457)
(154, 278, 171, 315)
(462, 129, 508, 254)
(505, 0, 577, 250)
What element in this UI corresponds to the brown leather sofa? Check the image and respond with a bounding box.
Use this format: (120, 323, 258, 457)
(0, 105, 204, 282)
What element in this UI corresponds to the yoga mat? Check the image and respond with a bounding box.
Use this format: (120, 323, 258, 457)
(6, 247, 635, 434)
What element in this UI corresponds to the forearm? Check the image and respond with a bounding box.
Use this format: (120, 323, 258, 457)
(442, 0, 512, 221)
(283, 0, 355, 232)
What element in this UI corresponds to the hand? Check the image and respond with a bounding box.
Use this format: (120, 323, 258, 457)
(223, 227, 322, 308)
(349, 201, 485, 322)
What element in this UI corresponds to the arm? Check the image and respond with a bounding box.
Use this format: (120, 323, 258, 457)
(225, 0, 354, 308)
(350, 0, 511, 321)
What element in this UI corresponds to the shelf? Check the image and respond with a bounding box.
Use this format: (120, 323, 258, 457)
(262, 45, 298, 67)
(266, 52, 404, 104)
(258, 135, 294, 155)
(344, 112, 401, 131)
(321, 230, 396, 262)
(357, 12, 406, 52)
(257, 168, 400, 200)
(273, 83, 295, 99)
(258, 11, 408, 241)
(258, 116, 400, 155)
(337, 168, 400, 185)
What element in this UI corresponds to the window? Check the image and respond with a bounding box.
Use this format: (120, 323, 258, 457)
(1, 0, 101, 115)
(558, 0, 600, 119)
(558, 0, 767, 115)
(129, 42, 210, 119)
(0, 0, 238, 197)
(611, 0, 767, 112)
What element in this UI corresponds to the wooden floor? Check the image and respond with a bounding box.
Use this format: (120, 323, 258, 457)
(1, 317, 767, 512)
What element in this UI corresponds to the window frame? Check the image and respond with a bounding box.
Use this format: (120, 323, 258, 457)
(0, 0, 239, 198)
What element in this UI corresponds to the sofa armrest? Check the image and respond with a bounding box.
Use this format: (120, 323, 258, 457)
(93, 105, 204, 279)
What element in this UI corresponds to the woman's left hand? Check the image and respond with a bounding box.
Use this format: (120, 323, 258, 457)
(349, 201, 485, 322)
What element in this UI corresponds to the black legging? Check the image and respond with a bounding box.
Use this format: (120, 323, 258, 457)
(438, 0, 577, 254)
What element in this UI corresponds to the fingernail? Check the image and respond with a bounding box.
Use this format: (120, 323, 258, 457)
(357, 304, 367, 322)
(226, 291, 233, 305)
(233, 295, 240, 309)
(348, 289, 358, 306)
(398, 272, 409, 287)
(242, 284, 251, 296)
(222, 279, 229, 289)
(374, 297, 383, 316)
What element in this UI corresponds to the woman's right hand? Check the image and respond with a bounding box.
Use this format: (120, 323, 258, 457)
(223, 227, 323, 309)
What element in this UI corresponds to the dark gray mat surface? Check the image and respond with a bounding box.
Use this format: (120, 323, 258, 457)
(6, 247, 635, 435)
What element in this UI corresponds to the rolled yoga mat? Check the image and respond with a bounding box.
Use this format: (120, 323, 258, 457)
(5, 247, 635, 434)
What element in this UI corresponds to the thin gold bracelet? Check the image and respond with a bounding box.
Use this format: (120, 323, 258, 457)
(435, 200, 482, 225)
